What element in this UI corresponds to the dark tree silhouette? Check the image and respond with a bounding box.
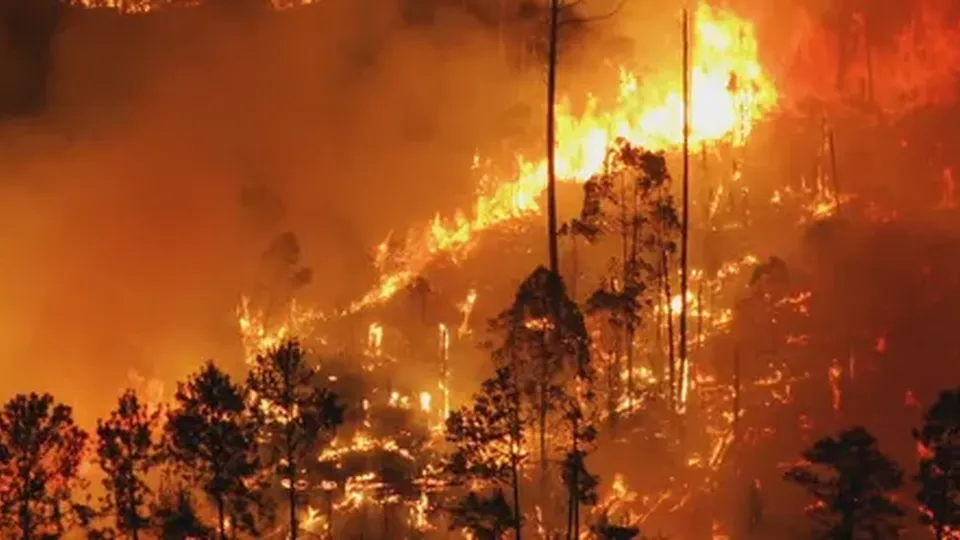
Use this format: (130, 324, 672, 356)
(785, 426, 903, 539)
(914, 387, 960, 539)
(445, 366, 526, 539)
(490, 266, 590, 474)
(0, 392, 89, 538)
(0, 0, 61, 115)
(561, 402, 598, 539)
(449, 489, 517, 540)
(96, 389, 162, 539)
(165, 361, 264, 538)
(247, 340, 344, 539)
(570, 140, 679, 409)
(152, 479, 213, 540)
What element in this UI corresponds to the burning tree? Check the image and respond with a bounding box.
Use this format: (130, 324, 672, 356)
(915, 388, 960, 539)
(488, 265, 595, 532)
(96, 389, 162, 539)
(569, 139, 680, 414)
(0, 393, 89, 538)
(164, 361, 266, 537)
(445, 365, 526, 539)
(247, 340, 344, 539)
(785, 426, 904, 539)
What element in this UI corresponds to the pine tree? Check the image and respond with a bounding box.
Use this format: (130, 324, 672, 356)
(561, 396, 599, 539)
(165, 361, 264, 538)
(491, 266, 593, 531)
(445, 366, 526, 539)
(570, 140, 679, 410)
(96, 389, 162, 539)
(152, 479, 212, 540)
(247, 340, 344, 539)
(785, 426, 903, 539)
(0, 392, 89, 538)
(914, 387, 960, 539)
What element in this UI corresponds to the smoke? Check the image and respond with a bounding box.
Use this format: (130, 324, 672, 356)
(0, 2, 524, 422)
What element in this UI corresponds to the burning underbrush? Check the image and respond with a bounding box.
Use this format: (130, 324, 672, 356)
(1, 0, 959, 538)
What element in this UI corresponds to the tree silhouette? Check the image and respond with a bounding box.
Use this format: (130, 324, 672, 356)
(0, 0, 62, 115)
(152, 479, 212, 540)
(247, 340, 344, 539)
(445, 366, 526, 539)
(914, 387, 960, 539)
(569, 140, 679, 411)
(0, 392, 89, 538)
(449, 488, 517, 540)
(561, 397, 598, 538)
(165, 361, 265, 538)
(490, 266, 590, 474)
(96, 389, 162, 539)
(785, 426, 903, 539)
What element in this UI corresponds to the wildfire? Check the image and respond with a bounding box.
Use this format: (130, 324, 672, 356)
(225, 3, 800, 536)
(349, 2, 777, 313)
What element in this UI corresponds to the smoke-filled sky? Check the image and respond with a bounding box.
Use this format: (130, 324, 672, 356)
(0, 1, 551, 422)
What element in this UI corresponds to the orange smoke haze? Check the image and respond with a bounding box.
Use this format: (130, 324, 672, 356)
(0, 2, 539, 424)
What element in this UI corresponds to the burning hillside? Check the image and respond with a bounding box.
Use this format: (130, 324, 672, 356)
(0, 0, 958, 539)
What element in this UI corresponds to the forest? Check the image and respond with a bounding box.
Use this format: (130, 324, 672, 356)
(0, 0, 959, 539)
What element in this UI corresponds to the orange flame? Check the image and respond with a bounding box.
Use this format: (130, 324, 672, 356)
(350, 3, 777, 313)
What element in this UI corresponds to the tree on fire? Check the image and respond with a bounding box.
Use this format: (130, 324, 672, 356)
(164, 361, 267, 538)
(247, 340, 344, 540)
(0, 392, 89, 538)
(785, 426, 904, 539)
(914, 387, 960, 539)
(488, 265, 598, 534)
(445, 365, 527, 539)
(96, 388, 162, 539)
(566, 139, 680, 416)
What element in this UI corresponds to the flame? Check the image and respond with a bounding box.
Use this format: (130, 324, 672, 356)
(349, 2, 776, 312)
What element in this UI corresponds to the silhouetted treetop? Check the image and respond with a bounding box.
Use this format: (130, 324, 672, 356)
(785, 426, 903, 539)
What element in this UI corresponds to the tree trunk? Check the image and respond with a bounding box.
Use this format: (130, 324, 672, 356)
(217, 494, 227, 540)
(289, 450, 298, 539)
(326, 489, 334, 540)
(130, 474, 140, 540)
(19, 468, 31, 540)
(679, 8, 691, 413)
(286, 368, 299, 539)
(511, 396, 523, 540)
(566, 415, 580, 540)
(546, 0, 560, 277)
(544, 1, 561, 525)
(663, 251, 676, 406)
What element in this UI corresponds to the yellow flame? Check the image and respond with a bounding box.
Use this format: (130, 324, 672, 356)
(350, 2, 777, 313)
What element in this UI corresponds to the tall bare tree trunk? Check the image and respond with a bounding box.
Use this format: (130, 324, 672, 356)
(546, 0, 560, 277)
(217, 495, 227, 540)
(288, 426, 298, 539)
(511, 366, 524, 540)
(543, 0, 562, 525)
(678, 8, 692, 411)
(663, 251, 676, 408)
